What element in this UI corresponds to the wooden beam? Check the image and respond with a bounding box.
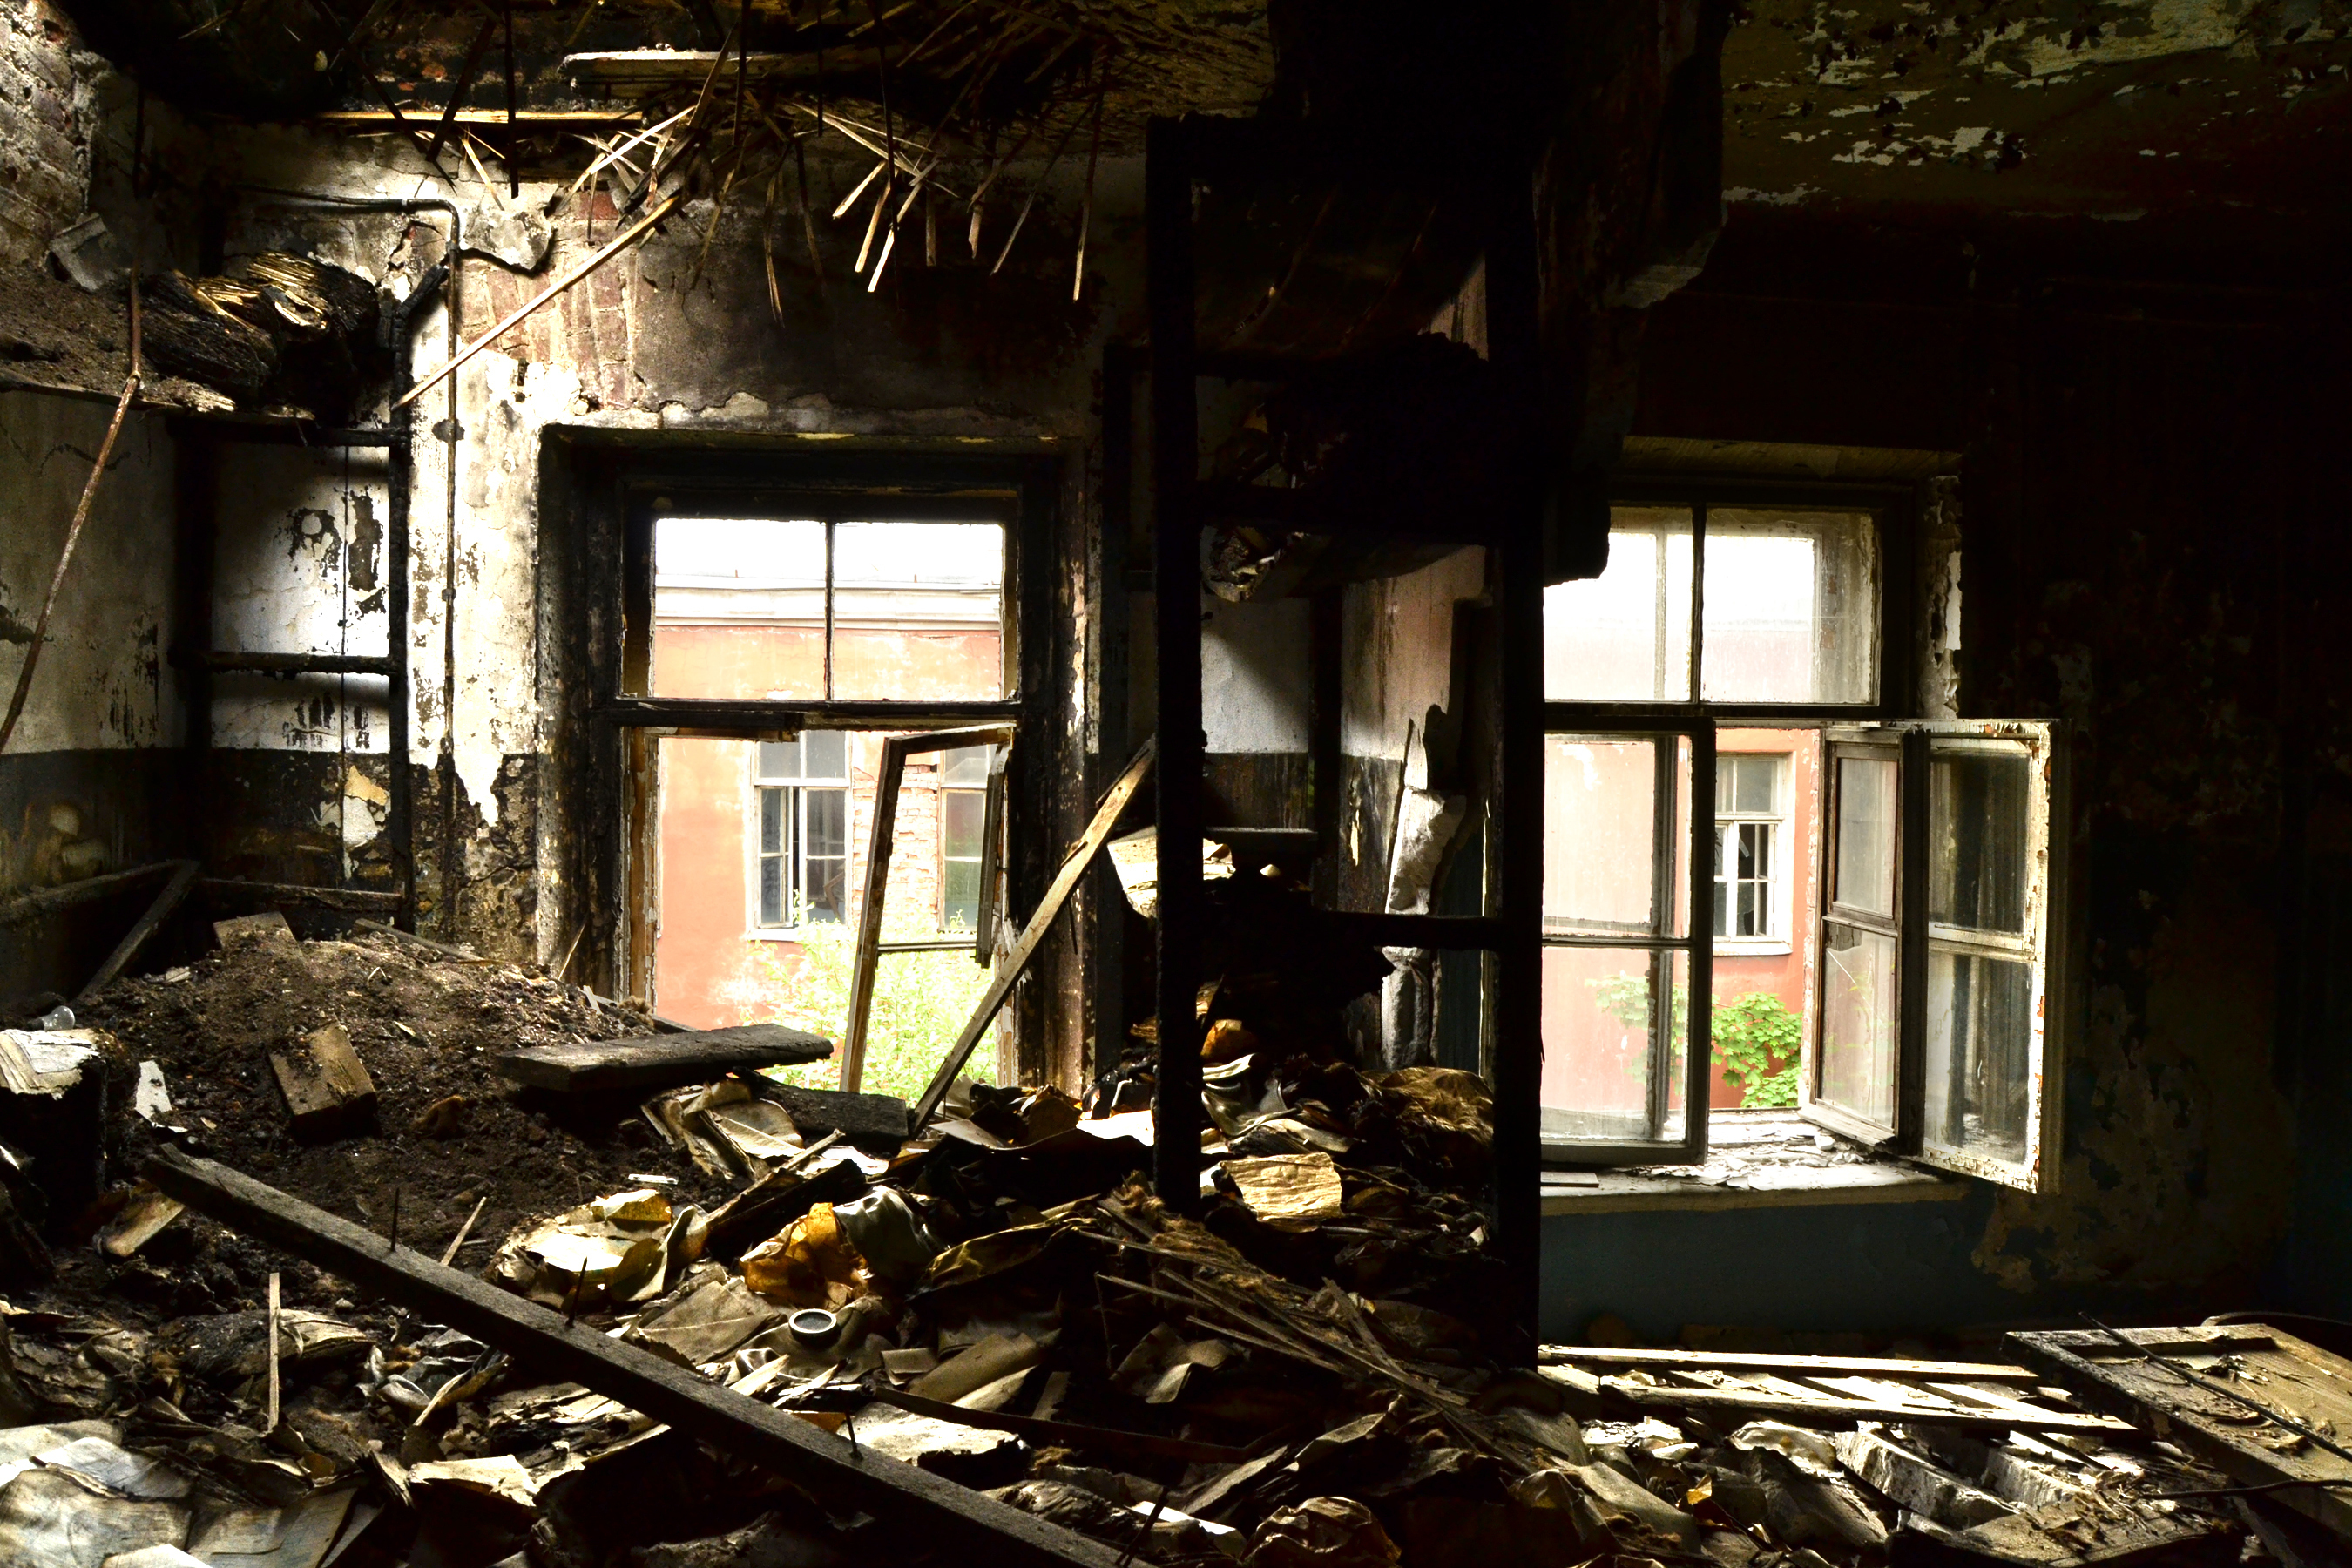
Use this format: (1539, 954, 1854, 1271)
(1539, 1345, 2040, 1382)
(910, 737, 1155, 1129)
(313, 109, 647, 128)
(1598, 1382, 2132, 1434)
(494, 1024, 831, 1094)
(141, 1150, 1126, 1568)
(0, 861, 177, 929)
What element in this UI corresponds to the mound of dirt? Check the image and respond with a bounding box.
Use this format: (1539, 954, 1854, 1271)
(77, 929, 737, 1294)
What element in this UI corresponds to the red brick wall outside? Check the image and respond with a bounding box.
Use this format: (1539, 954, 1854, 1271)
(651, 622, 1003, 1033)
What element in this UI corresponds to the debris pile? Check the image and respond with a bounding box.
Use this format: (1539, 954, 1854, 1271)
(0, 923, 2277, 1566)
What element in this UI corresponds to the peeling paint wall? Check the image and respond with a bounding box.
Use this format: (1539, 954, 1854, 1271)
(175, 126, 1134, 1087)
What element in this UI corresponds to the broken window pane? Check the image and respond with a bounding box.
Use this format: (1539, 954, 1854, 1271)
(1931, 748, 2030, 933)
(830, 521, 1007, 701)
(1540, 946, 1689, 1146)
(1701, 509, 1877, 705)
(1924, 950, 2034, 1164)
(652, 517, 828, 700)
(1544, 508, 1693, 701)
(1834, 755, 1897, 917)
(1818, 922, 1898, 1127)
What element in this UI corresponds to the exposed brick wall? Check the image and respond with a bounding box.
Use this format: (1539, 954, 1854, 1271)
(0, 0, 94, 267)
(457, 193, 639, 410)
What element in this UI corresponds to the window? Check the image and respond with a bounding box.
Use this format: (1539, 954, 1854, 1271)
(652, 517, 1008, 702)
(938, 743, 991, 932)
(752, 732, 850, 928)
(1812, 721, 2065, 1189)
(1714, 754, 1787, 943)
(1540, 491, 2067, 1192)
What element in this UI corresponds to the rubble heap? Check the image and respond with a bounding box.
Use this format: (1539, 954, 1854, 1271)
(0, 926, 2257, 1567)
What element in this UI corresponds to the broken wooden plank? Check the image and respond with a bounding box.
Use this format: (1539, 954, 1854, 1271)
(1604, 1381, 2132, 1433)
(77, 860, 199, 1003)
(215, 910, 298, 953)
(2012, 1324, 2352, 1544)
(760, 1083, 910, 1143)
(1539, 1344, 2039, 1382)
(493, 1024, 831, 1095)
(141, 1149, 1125, 1568)
(911, 737, 1155, 1127)
(269, 1024, 377, 1138)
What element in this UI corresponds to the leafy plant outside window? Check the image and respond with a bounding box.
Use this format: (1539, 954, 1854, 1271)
(1588, 974, 1801, 1108)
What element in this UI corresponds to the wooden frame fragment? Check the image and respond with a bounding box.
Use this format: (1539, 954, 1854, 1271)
(144, 1149, 1127, 1568)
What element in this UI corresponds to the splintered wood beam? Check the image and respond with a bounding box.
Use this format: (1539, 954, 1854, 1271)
(494, 1024, 832, 1094)
(909, 736, 1155, 1129)
(1538, 1345, 2041, 1382)
(143, 1150, 1126, 1568)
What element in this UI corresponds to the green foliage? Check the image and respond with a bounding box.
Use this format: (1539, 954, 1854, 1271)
(1585, 973, 1801, 1109)
(747, 915, 997, 1102)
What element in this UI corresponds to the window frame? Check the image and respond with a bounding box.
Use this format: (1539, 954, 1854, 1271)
(747, 733, 853, 935)
(588, 447, 1054, 1017)
(1713, 751, 1793, 951)
(1807, 720, 2069, 1193)
(1538, 720, 1717, 1166)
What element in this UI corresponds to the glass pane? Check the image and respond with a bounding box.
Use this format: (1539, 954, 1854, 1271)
(1834, 754, 1897, 916)
(758, 787, 782, 854)
(1544, 508, 1693, 700)
(803, 728, 848, 782)
(1931, 747, 2030, 933)
(1731, 755, 1776, 814)
(1925, 949, 2034, 1164)
(831, 522, 1007, 701)
(941, 789, 983, 857)
(1701, 509, 1877, 704)
(652, 517, 828, 699)
(1544, 736, 1681, 936)
(806, 787, 848, 861)
(1818, 922, 1898, 1127)
(941, 859, 981, 932)
(758, 739, 801, 781)
(1541, 945, 1689, 1145)
(759, 855, 782, 926)
(941, 744, 991, 787)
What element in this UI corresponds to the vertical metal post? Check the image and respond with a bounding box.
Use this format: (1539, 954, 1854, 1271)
(1094, 344, 1135, 1059)
(1484, 156, 1544, 1363)
(388, 322, 416, 931)
(1146, 118, 1203, 1212)
(1308, 588, 1342, 906)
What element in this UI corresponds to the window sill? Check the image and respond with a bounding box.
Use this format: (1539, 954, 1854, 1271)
(1713, 938, 1793, 957)
(1540, 1111, 1967, 1215)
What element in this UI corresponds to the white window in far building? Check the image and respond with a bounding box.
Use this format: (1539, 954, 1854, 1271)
(754, 731, 850, 929)
(1713, 754, 1788, 946)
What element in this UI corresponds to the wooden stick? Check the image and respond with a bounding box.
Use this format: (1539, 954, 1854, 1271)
(0, 274, 139, 756)
(1072, 51, 1107, 302)
(265, 1270, 282, 1432)
(395, 193, 682, 408)
(425, 17, 499, 170)
(830, 158, 886, 220)
(438, 1194, 489, 1266)
(910, 737, 1155, 1127)
(144, 1149, 1127, 1568)
(991, 103, 1089, 276)
(75, 859, 199, 1004)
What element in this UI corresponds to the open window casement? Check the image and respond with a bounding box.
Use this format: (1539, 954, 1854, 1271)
(1807, 720, 2067, 1193)
(1538, 722, 1715, 1166)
